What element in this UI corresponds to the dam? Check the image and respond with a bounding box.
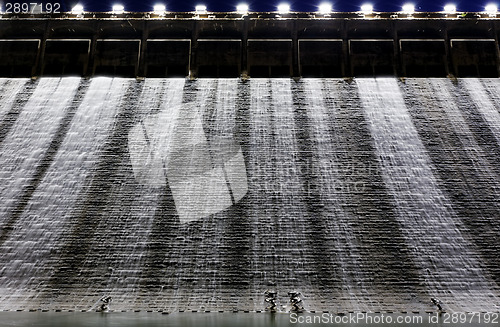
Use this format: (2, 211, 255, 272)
(0, 11, 500, 314)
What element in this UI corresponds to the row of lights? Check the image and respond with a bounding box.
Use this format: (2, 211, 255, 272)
(69, 3, 499, 15)
(398, 3, 499, 14)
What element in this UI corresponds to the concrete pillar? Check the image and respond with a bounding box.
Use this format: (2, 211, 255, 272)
(441, 21, 452, 77)
(137, 21, 149, 77)
(33, 21, 50, 77)
(391, 21, 402, 77)
(442, 23, 454, 77)
(493, 21, 500, 78)
(189, 21, 200, 79)
(291, 20, 300, 77)
(341, 20, 350, 77)
(240, 16, 249, 78)
(85, 21, 100, 77)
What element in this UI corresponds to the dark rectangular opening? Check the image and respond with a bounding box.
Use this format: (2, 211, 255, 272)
(42, 40, 90, 76)
(451, 40, 498, 77)
(401, 40, 447, 77)
(349, 40, 394, 76)
(196, 41, 240, 77)
(0, 40, 39, 77)
(145, 40, 190, 77)
(197, 65, 240, 77)
(94, 40, 140, 77)
(248, 40, 292, 77)
(299, 40, 343, 77)
(249, 65, 291, 78)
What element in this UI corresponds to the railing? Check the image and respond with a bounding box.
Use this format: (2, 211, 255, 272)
(0, 11, 499, 20)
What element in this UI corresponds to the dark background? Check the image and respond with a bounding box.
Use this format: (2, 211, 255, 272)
(0, 0, 493, 14)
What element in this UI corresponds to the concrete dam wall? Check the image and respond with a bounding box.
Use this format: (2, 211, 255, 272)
(0, 77, 500, 313)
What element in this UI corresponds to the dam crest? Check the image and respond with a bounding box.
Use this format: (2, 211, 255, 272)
(0, 12, 499, 78)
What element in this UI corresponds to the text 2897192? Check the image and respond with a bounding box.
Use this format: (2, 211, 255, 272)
(4, 2, 61, 14)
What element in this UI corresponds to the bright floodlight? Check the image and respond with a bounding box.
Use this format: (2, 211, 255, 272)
(443, 4, 456, 13)
(71, 3, 84, 14)
(360, 3, 373, 14)
(318, 2, 332, 14)
(277, 3, 290, 13)
(112, 4, 125, 14)
(402, 3, 415, 14)
(195, 4, 207, 12)
(485, 3, 498, 13)
(236, 3, 249, 13)
(153, 4, 166, 14)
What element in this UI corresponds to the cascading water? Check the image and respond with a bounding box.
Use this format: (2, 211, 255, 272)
(479, 79, 500, 107)
(247, 79, 318, 311)
(0, 78, 80, 224)
(297, 79, 369, 311)
(0, 77, 499, 312)
(0, 79, 28, 123)
(357, 78, 499, 312)
(461, 79, 500, 147)
(400, 78, 500, 300)
(402, 78, 500, 209)
(0, 78, 128, 309)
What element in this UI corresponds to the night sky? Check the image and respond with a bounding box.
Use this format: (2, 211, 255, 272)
(0, 0, 495, 14)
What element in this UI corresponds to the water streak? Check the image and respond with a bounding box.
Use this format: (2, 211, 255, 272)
(0, 78, 127, 308)
(0, 78, 80, 223)
(0, 79, 28, 122)
(358, 78, 498, 311)
(301, 79, 368, 310)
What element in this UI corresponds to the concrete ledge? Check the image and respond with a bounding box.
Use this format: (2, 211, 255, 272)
(0, 14, 498, 78)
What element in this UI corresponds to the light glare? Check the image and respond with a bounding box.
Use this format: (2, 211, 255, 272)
(318, 2, 332, 14)
(443, 4, 456, 13)
(112, 4, 125, 14)
(485, 3, 498, 13)
(71, 4, 84, 14)
(195, 4, 207, 12)
(236, 3, 249, 13)
(402, 3, 415, 14)
(277, 3, 290, 13)
(360, 3, 373, 14)
(153, 4, 166, 13)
